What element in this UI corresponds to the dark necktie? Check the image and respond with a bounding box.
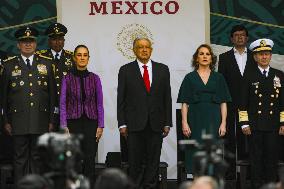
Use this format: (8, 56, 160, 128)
(26, 58, 31, 69)
(143, 65, 150, 92)
(263, 70, 267, 78)
(55, 53, 60, 60)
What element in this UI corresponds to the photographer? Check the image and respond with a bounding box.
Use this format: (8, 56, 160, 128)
(37, 133, 90, 189)
(179, 134, 228, 188)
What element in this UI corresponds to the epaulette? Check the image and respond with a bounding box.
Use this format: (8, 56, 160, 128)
(36, 49, 48, 55)
(38, 54, 52, 60)
(3, 56, 17, 63)
(64, 50, 74, 55)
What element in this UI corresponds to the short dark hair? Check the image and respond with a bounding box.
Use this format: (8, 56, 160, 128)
(192, 44, 217, 71)
(230, 24, 248, 37)
(94, 168, 135, 189)
(74, 44, 89, 55)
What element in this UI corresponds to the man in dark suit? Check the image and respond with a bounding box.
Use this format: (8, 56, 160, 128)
(117, 37, 172, 189)
(37, 23, 74, 129)
(1, 26, 56, 182)
(218, 25, 255, 180)
(239, 38, 284, 189)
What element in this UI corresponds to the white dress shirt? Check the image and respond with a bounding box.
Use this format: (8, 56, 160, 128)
(137, 59, 153, 86)
(234, 47, 247, 76)
(21, 55, 34, 66)
(258, 65, 270, 77)
(51, 49, 62, 60)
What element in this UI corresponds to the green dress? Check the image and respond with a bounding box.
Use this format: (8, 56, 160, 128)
(177, 70, 231, 173)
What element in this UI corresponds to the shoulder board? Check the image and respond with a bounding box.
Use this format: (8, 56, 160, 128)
(36, 49, 48, 55)
(64, 50, 74, 55)
(38, 54, 52, 60)
(3, 56, 17, 62)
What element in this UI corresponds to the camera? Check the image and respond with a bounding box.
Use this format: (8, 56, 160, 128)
(179, 133, 229, 189)
(36, 132, 90, 189)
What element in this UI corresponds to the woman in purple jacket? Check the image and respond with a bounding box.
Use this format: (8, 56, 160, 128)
(60, 44, 104, 185)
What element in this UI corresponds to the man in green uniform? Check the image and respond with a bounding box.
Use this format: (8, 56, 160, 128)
(37, 23, 74, 128)
(2, 26, 56, 182)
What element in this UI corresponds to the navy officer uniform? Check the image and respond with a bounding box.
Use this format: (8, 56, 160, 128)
(1, 26, 56, 182)
(37, 23, 74, 128)
(238, 38, 284, 189)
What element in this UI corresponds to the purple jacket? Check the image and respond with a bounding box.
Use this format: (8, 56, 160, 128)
(60, 72, 104, 128)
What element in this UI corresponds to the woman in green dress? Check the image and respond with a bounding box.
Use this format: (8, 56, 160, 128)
(177, 44, 231, 173)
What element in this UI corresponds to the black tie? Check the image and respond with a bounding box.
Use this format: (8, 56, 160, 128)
(263, 70, 267, 78)
(55, 53, 60, 60)
(26, 58, 31, 69)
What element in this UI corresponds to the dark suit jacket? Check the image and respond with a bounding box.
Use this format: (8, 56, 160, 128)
(218, 49, 255, 108)
(117, 60, 172, 132)
(2, 54, 56, 135)
(239, 67, 284, 131)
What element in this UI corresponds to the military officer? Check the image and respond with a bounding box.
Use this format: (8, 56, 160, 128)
(239, 38, 284, 189)
(38, 23, 74, 95)
(37, 22, 74, 128)
(1, 26, 56, 182)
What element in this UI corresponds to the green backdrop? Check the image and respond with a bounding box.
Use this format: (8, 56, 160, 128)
(0, 0, 56, 56)
(210, 0, 284, 55)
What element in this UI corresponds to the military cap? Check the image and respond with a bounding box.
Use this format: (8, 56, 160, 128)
(15, 26, 38, 40)
(45, 23, 67, 37)
(249, 38, 274, 52)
